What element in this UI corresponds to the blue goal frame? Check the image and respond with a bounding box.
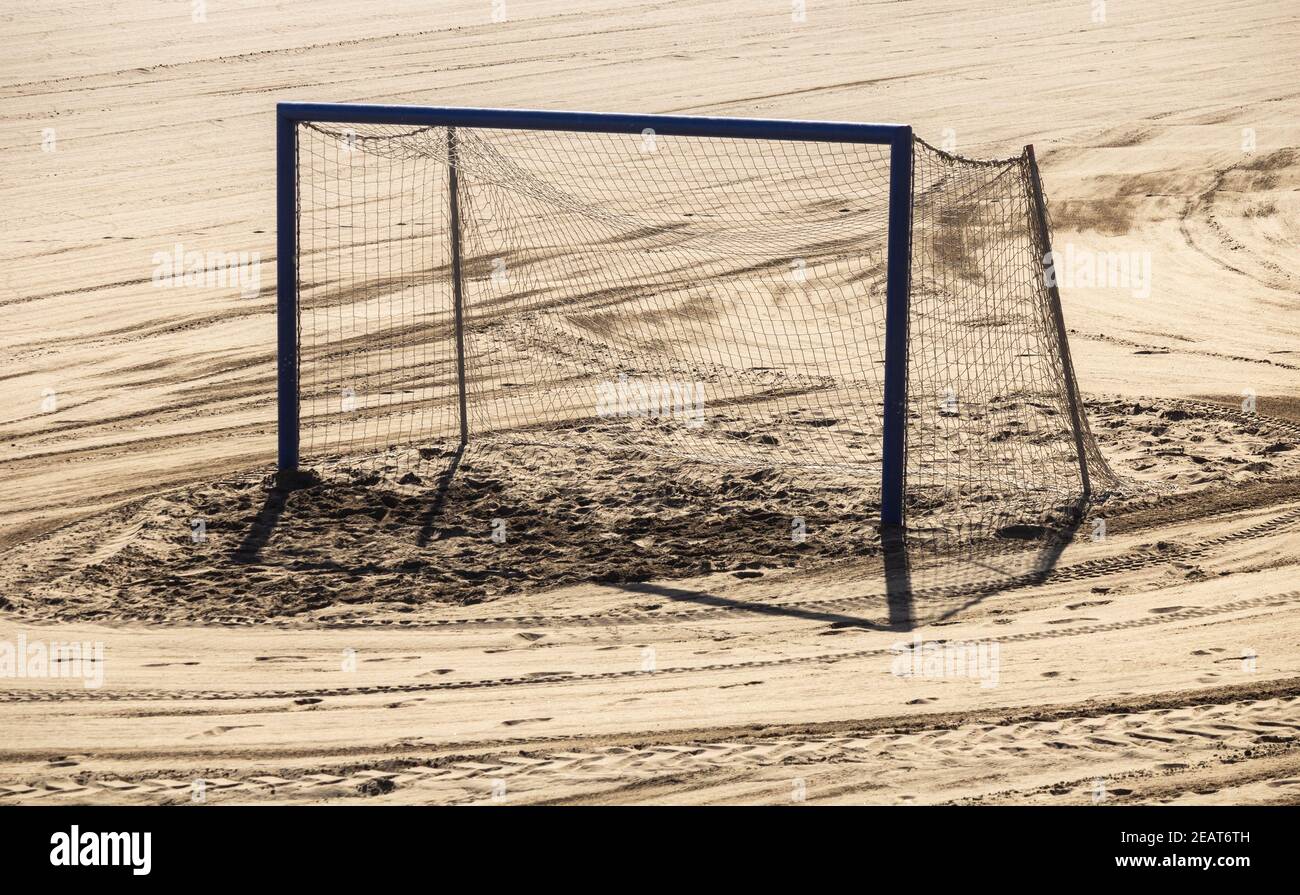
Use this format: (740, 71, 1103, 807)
(276, 103, 914, 526)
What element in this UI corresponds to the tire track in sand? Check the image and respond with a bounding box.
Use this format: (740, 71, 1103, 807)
(3, 587, 1298, 705)
(6, 691, 1298, 805)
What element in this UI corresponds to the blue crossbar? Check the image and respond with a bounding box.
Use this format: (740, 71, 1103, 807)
(276, 103, 906, 145)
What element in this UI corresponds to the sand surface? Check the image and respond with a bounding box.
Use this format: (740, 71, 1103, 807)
(1, 0, 1299, 804)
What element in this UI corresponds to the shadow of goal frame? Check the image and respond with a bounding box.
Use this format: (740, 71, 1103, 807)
(274, 102, 1092, 528)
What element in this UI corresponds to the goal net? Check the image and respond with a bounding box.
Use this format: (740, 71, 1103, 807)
(282, 106, 1116, 529)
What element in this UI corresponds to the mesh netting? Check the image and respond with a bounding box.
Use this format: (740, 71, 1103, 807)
(906, 140, 1118, 518)
(293, 121, 1118, 528)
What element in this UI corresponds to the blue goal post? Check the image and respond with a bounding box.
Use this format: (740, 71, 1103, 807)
(276, 103, 914, 526)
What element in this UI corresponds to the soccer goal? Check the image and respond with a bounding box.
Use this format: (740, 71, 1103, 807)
(275, 102, 1111, 527)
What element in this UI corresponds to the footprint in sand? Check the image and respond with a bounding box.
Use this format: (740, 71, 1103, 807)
(486, 633, 552, 653)
(189, 724, 263, 739)
(502, 717, 553, 726)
